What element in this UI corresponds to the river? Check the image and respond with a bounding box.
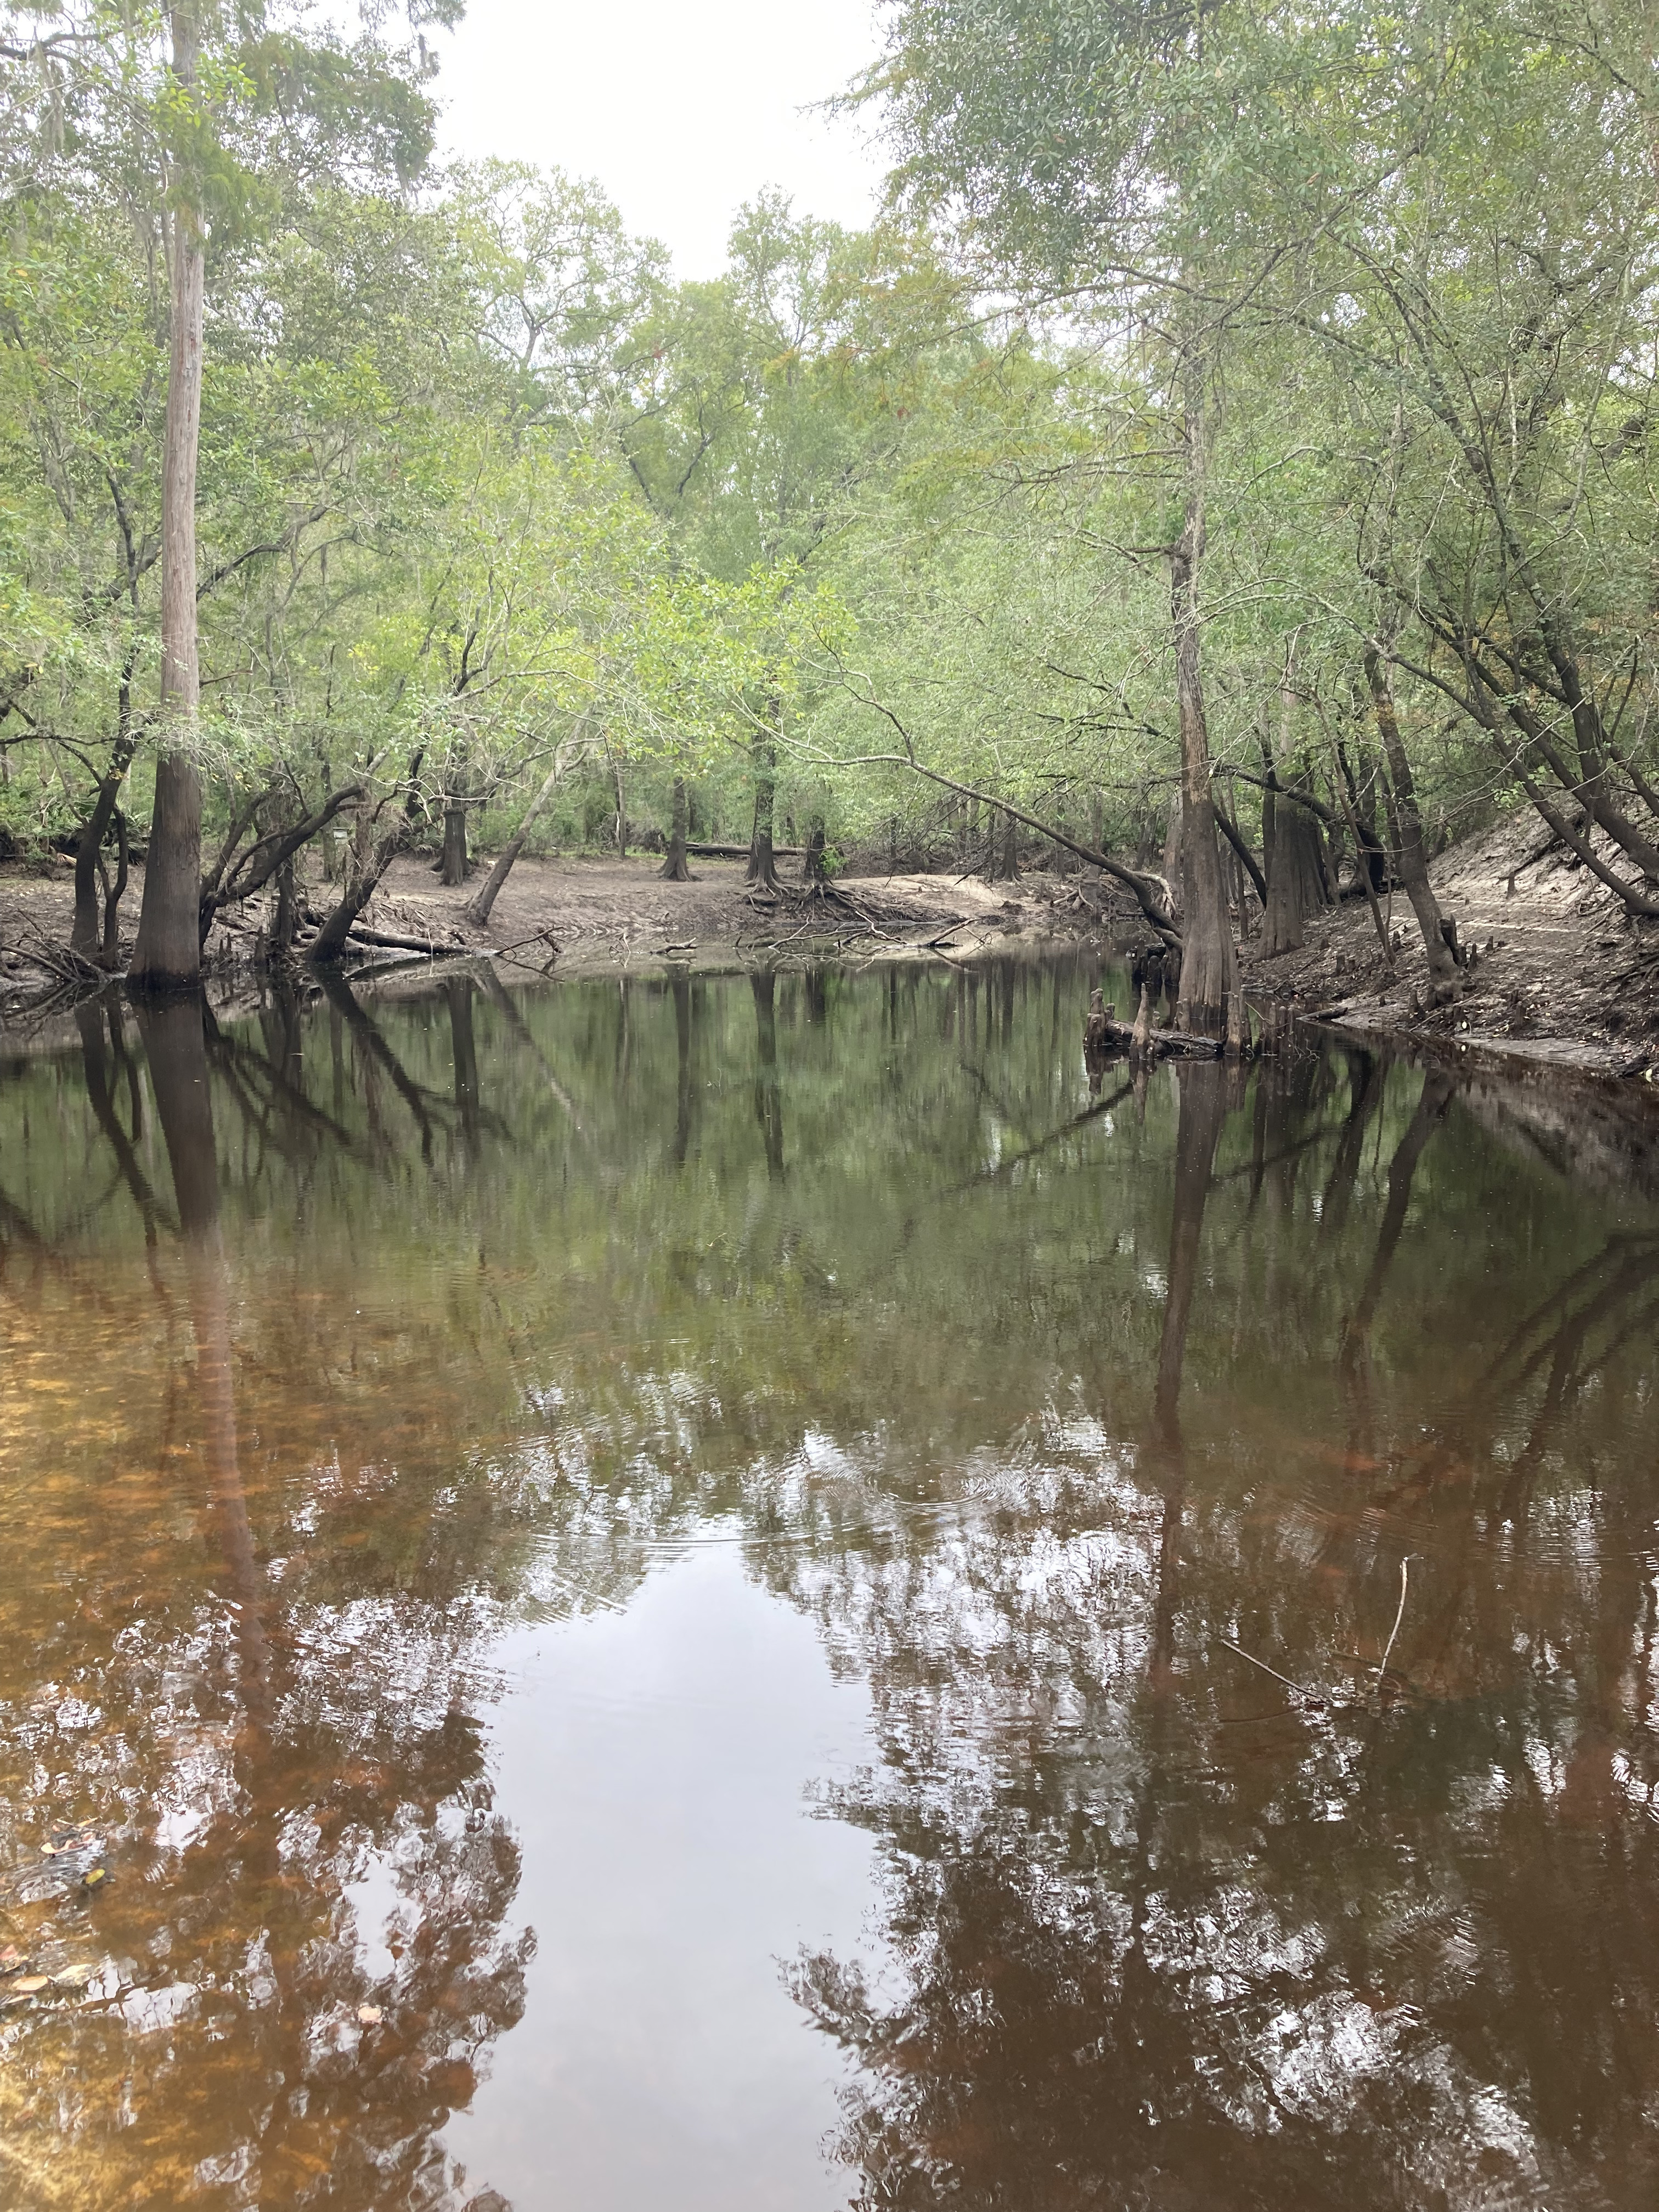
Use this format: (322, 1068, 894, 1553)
(2, 955, 1657, 2210)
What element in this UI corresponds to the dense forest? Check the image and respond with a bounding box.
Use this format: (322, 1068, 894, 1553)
(3, 1, 1659, 1035)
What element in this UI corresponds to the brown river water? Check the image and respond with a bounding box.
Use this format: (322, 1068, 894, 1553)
(2, 955, 1658, 2211)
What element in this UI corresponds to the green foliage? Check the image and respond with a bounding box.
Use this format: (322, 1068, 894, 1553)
(3, 0, 1659, 899)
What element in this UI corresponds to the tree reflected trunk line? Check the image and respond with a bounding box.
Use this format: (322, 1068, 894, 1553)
(478, 961, 591, 1142)
(1392, 1243, 1659, 1703)
(1491, 1231, 1659, 1397)
(1153, 1062, 1229, 1440)
(1319, 1052, 1385, 1243)
(203, 1000, 362, 1163)
(1340, 1069, 1457, 1364)
(133, 997, 273, 1742)
(445, 974, 482, 1152)
(1370, 1232, 1659, 1533)
(753, 970, 785, 1179)
(75, 999, 171, 1243)
(315, 966, 463, 1164)
(1134, 1062, 1231, 1700)
(1122, 1066, 1232, 2087)
(673, 974, 696, 1167)
(945, 1078, 1136, 1197)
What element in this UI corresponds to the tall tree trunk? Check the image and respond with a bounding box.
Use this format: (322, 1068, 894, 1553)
(801, 812, 827, 883)
(1364, 649, 1461, 1003)
(661, 775, 692, 882)
(129, 7, 205, 991)
(438, 802, 470, 887)
(746, 726, 781, 893)
(1212, 785, 1266, 915)
(1262, 770, 1327, 955)
(466, 754, 564, 928)
(1262, 669, 1327, 956)
(1169, 367, 1237, 1039)
(1265, 765, 1309, 955)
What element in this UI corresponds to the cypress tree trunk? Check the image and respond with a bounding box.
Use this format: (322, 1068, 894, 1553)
(1263, 775, 1325, 954)
(129, 7, 206, 991)
(1262, 668, 1328, 956)
(73, 773, 125, 958)
(661, 775, 692, 881)
(439, 803, 470, 887)
(746, 729, 781, 893)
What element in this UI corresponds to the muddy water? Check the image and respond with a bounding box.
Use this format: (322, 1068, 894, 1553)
(2, 958, 1658, 2211)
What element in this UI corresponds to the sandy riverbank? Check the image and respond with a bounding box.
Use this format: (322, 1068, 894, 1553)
(5, 820, 1657, 1087)
(1240, 811, 1659, 1084)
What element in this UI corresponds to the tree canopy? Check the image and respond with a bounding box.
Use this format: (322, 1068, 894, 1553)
(2, 0, 1657, 1006)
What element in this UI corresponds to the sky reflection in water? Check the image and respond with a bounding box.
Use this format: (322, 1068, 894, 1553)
(1, 955, 1657, 2211)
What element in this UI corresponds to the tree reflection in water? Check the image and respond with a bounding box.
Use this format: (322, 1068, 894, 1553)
(782, 1047, 1659, 2212)
(1, 983, 531, 2210)
(1, 958, 1657, 2210)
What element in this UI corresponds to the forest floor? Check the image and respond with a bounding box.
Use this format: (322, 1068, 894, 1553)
(363, 852, 1053, 969)
(1238, 810, 1659, 1082)
(0, 849, 1096, 1002)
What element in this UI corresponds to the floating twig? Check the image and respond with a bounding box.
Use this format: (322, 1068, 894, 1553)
(1217, 1637, 1327, 1709)
(1376, 1555, 1412, 1704)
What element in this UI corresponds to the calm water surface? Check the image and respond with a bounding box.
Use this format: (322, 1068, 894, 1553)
(2, 957, 1658, 2211)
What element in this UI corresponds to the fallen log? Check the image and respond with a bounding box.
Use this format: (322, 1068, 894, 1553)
(687, 840, 804, 861)
(1085, 998, 1229, 1060)
(346, 922, 470, 955)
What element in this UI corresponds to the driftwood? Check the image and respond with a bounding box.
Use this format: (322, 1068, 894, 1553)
(687, 840, 804, 861)
(1084, 984, 1228, 1060)
(344, 922, 470, 956)
(1107, 1022, 1227, 1059)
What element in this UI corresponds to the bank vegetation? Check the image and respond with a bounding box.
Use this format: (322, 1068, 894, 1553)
(1, 1, 1657, 1043)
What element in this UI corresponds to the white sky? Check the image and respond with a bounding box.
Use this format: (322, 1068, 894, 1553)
(430, 0, 891, 279)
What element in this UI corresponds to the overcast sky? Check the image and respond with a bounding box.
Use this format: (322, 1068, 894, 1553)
(430, 0, 891, 279)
